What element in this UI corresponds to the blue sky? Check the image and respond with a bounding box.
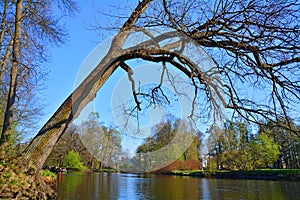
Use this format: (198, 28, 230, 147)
(42, 0, 125, 127)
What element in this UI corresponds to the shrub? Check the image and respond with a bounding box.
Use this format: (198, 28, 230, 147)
(62, 150, 86, 170)
(42, 169, 56, 178)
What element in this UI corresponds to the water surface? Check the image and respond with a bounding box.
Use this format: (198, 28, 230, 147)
(56, 172, 300, 200)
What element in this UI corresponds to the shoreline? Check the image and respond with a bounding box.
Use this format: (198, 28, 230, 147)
(66, 168, 300, 181)
(166, 169, 300, 181)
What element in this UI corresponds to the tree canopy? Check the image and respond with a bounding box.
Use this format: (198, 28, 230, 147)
(138, 0, 300, 125)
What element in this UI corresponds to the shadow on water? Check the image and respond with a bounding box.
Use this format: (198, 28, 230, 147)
(56, 172, 300, 200)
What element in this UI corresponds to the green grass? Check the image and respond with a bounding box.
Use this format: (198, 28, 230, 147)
(102, 168, 119, 172)
(170, 169, 300, 180)
(171, 169, 203, 175)
(259, 169, 300, 173)
(4, 171, 12, 179)
(238, 169, 300, 174)
(9, 179, 18, 185)
(0, 160, 13, 168)
(42, 169, 57, 178)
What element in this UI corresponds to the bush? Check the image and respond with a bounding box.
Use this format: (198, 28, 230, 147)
(154, 160, 201, 173)
(204, 157, 217, 176)
(62, 150, 86, 170)
(42, 169, 56, 178)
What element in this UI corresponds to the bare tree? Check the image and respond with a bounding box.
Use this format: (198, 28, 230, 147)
(137, 0, 300, 126)
(0, 0, 23, 157)
(20, 0, 299, 173)
(0, 0, 78, 158)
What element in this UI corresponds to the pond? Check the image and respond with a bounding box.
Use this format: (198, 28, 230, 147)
(56, 172, 300, 200)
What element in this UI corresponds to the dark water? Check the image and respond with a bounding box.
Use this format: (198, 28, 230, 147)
(56, 172, 300, 200)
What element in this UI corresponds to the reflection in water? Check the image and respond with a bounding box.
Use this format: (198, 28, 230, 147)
(56, 172, 300, 200)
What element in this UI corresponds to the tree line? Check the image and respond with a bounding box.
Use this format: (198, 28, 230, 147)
(206, 119, 300, 171)
(45, 114, 300, 172)
(45, 114, 202, 172)
(45, 112, 122, 170)
(135, 117, 201, 172)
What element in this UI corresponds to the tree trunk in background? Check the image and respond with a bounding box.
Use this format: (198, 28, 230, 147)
(0, 0, 10, 84)
(0, 0, 8, 53)
(0, 0, 22, 158)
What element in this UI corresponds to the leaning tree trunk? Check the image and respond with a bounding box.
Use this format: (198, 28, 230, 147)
(21, 58, 119, 170)
(20, 0, 153, 171)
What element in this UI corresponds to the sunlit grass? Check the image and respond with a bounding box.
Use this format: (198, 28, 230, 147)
(171, 168, 300, 180)
(171, 169, 203, 174)
(42, 169, 56, 178)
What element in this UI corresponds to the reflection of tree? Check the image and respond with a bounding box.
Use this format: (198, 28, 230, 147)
(152, 176, 200, 200)
(57, 172, 121, 200)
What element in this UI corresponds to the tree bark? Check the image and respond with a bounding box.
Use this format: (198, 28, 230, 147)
(0, 0, 23, 158)
(0, 38, 13, 86)
(0, 0, 9, 51)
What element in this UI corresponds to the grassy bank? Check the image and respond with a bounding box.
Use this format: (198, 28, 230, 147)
(171, 169, 204, 177)
(170, 169, 300, 181)
(77, 167, 119, 173)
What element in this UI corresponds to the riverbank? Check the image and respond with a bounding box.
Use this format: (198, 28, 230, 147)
(72, 166, 300, 181)
(169, 169, 300, 181)
(0, 160, 56, 199)
(68, 167, 300, 181)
